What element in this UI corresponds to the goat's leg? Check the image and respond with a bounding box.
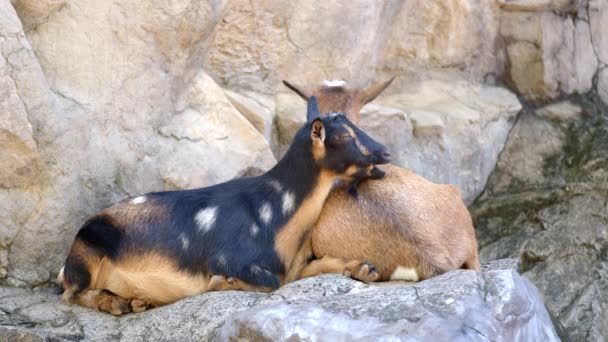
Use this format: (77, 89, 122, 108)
(299, 256, 379, 283)
(71, 289, 132, 316)
(207, 274, 272, 293)
(462, 252, 481, 271)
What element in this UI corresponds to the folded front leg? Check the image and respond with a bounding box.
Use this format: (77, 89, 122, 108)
(298, 256, 379, 283)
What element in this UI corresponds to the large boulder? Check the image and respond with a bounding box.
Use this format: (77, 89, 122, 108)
(276, 80, 522, 203)
(0, 260, 558, 341)
(471, 95, 608, 341)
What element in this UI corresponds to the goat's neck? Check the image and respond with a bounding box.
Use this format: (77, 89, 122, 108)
(268, 142, 337, 273)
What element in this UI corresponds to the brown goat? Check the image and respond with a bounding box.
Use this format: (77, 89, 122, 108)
(282, 79, 480, 281)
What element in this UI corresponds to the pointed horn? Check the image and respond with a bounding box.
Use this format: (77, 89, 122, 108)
(360, 76, 396, 104)
(282, 80, 313, 100)
(307, 96, 320, 122)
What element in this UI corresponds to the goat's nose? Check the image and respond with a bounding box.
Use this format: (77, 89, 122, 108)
(376, 150, 391, 164)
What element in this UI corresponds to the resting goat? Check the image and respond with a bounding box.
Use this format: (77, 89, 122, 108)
(58, 97, 390, 315)
(282, 79, 481, 282)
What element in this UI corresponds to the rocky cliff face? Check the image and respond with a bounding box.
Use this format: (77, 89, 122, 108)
(0, 0, 607, 340)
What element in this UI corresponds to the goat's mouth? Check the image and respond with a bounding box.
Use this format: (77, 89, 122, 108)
(368, 166, 386, 180)
(375, 151, 391, 165)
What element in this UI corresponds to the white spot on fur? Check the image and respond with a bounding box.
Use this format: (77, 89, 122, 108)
(250, 223, 260, 237)
(57, 266, 65, 284)
(195, 206, 218, 233)
(218, 254, 227, 266)
(323, 80, 346, 87)
(250, 264, 263, 274)
(259, 202, 273, 225)
(445, 298, 455, 305)
(179, 233, 189, 250)
(390, 266, 419, 282)
(130, 196, 146, 204)
(282, 190, 295, 215)
(268, 180, 283, 192)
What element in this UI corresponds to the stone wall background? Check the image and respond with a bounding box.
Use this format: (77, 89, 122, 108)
(1, 0, 607, 340)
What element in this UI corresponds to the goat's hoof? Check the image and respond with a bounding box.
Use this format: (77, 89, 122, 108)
(130, 299, 151, 313)
(97, 292, 131, 316)
(345, 261, 379, 283)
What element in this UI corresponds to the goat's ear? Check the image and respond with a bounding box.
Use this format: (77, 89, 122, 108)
(283, 80, 313, 100)
(310, 118, 326, 144)
(359, 76, 396, 104)
(307, 96, 321, 122)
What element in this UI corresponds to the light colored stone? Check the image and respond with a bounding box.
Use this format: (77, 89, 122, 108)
(590, 0, 608, 64)
(0, 261, 558, 341)
(275, 92, 307, 156)
(599, 68, 608, 105)
(224, 89, 278, 154)
(500, 10, 598, 99)
(204, 0, 500, 93)
(574, 20, 598, 93)
(536, 101, 583, 123)
(497, 0, 578, 12)
(409, 110, 444, 137)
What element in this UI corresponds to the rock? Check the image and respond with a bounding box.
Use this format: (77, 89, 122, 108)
(224, 89, 279, 155)
(157, 71, 276, 189)
(0, 260, 558, 341)
(590, 0, 608, 64)
(500, 10, 598, 100)
(472, 96, 608, 341)
(536, 101, 583, 123)
(204, 0, 500, 93)
(409, 110, 444, 137)
(573, 19, 598, 93)
(0, 327, 46, 342)
(497, 0, 578, 12)
(599, 68, 608, 105)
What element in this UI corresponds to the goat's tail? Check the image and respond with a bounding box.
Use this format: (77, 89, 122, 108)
(54, 266, 65, 294)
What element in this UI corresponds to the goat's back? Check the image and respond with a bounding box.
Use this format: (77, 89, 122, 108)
(311, 164, 478, 281)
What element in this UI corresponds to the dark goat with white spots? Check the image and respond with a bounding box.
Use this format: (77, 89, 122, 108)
(58, 96, 390, 315)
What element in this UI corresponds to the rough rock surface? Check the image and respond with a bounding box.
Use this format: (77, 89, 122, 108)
(203, 0, 500, 94)
(472, 95, 608, 341)
(499, 1, 600, 100)
(277, 80, 522, 203)
(0, 260, 558, 341)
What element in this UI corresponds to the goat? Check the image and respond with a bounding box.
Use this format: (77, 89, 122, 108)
(281, 79, 481, 282)
(58, 97, 390, 315)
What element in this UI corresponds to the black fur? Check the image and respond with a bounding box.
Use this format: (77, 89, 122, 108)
(63, 97, 389, 292)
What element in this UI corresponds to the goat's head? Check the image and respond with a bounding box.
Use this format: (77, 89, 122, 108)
(283, 77, 395, 124)
(303, 96, 391, 180)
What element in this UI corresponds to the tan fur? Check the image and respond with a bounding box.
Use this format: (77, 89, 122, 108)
(91, 252, 210, 306)
(299, 256, 378, 282)
(274, 170, 336, 283)
(284, 79, 481, 281)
